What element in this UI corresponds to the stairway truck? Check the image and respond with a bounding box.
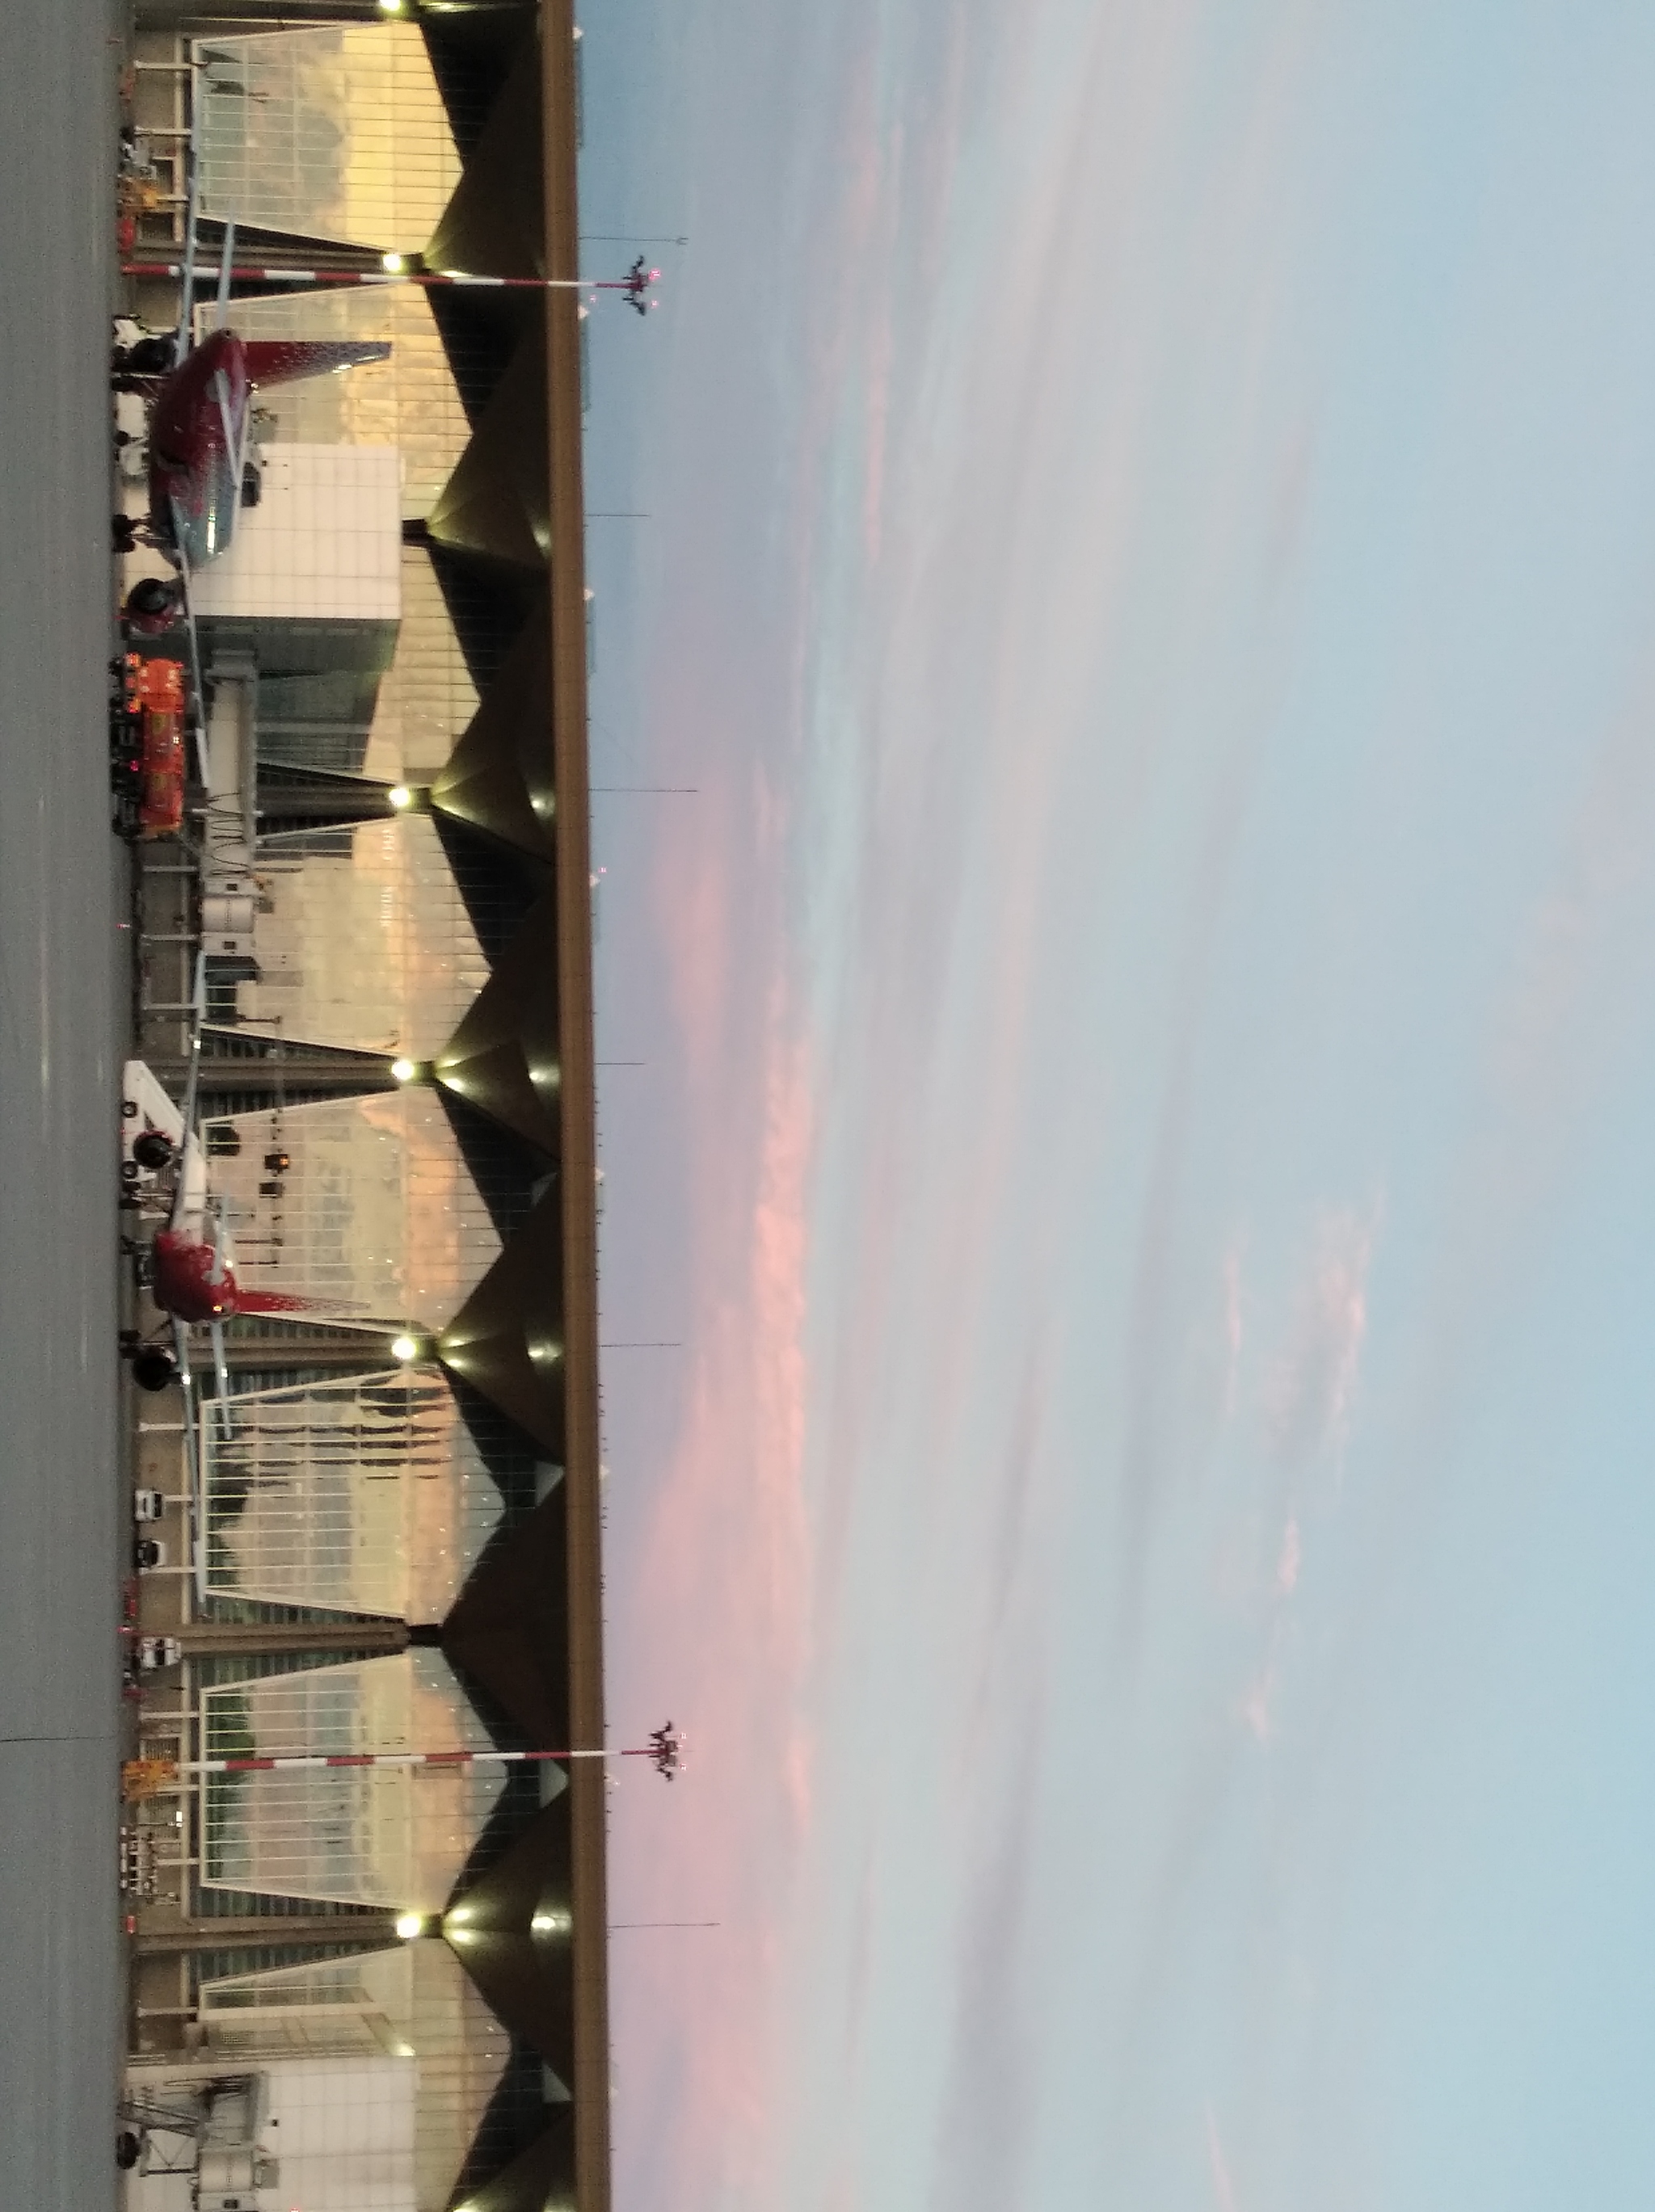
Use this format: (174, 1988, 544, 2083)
(120, 1059, 185, 1202)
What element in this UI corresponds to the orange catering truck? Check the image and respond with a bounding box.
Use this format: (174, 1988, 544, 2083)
(110, 653, 186, 839)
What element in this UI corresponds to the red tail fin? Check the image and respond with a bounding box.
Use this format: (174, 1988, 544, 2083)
(242, 339, 391, 390)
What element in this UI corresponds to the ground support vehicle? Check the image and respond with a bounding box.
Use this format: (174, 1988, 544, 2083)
(120, 1058, 185, 1210)
(110, 653, 186, 838)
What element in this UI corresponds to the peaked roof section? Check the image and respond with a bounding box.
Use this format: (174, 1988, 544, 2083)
(438, 1182, 565, 1454)
(430, 610, 557, 861)
(257, 762, 394, 838)
(436, 883, 562, 1159)
(453, 2112, 574, 2212)
(422, 538, 537, 692)
(425, 323, 551, 573)
(423, 23, 545, 278)
(438, 1092, 549, 1244)
(431, 810, 548, 969)
(422, 10, 537, 162)
(441, 1486, 569, 1747)
(446, 1798, 574, 2075)
(427, 282, 538, 427)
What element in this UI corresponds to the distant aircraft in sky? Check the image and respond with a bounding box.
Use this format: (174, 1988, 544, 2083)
(622, 255, 662, 315)
(646, 1722, 686, 1779)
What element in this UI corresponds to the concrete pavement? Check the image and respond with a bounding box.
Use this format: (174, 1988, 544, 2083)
(0, 1, 126, 2201)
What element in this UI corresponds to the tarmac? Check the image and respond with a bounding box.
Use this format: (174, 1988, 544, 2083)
(0, 0, 126, 2201)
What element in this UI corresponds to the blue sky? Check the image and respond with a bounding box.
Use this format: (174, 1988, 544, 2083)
(574, 6, 1655, 2208)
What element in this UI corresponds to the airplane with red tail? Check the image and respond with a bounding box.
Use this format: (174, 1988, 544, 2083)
(117, 193, 390, 575)
(128, 960, 347, 1413)
(147, 324, 391, 570)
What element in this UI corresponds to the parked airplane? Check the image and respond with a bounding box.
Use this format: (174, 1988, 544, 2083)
(115, 186, 389, 575)
(126, 960, 331, 1411)
(145, 318, 390, 570)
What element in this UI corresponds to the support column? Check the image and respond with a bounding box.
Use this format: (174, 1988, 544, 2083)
(177, 1620, 410, 1659)
(134, 1914, 402, 1956)
(146, 1053, 398, 1103)
(220, 1332, 390, 1373)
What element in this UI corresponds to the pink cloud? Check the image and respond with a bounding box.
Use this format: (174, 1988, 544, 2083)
(1274, 1512, 1302, 1598)
(1243, 1513, 1301, 1739)
(608, 775, 817, 2200)
(1240, 1205, 1379, 1743)
(1223, 1243, 1245, 1417)
(1263, 1205, 1379, 1466)
(1206, 2105, 1241, 2212)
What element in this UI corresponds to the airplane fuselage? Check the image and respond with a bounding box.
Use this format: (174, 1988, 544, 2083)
(147, 328, 251, 570)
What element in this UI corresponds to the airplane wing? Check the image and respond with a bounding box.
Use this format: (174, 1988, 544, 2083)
(213, 218, 236, 330)
(171, 1314, 193, 1399)
(209, 1316, 234, 1445)
(168, 955, 208, 1231)
(163, 514, 212, 788)
(208, 1218, 234, 1444)
(209, 363, 256, 561)
(172, 1317, 208, 1605)
(211, 368, 238, 471)
(172, 77, 203, 367)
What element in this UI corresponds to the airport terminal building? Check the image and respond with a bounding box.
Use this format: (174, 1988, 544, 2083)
(121, 8, 613, 2209)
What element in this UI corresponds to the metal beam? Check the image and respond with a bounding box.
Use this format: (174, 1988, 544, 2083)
(541, 11, 612, 2212)
(147, 1055, 397, 1102)
(177, 1620, 408, 1657)
(137, 2, 401, 23)
(220, 1332, 389, 1373)
(137, 1, 532, 20)
(133, 1914, 401, 1956)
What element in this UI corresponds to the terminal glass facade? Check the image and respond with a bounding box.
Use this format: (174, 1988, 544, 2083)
(202, 1368, 503, 1621)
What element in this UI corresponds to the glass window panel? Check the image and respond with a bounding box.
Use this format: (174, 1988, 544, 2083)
(238, 815, 489, 1060)
(203, 1368, 504, 1621)
(205, 1092, 502, 1330)
(201, 1651, 502, 1911)
(225, 288, 470, 524)
(200, 1941, 516, 2211)
(195, 27, 460, 254)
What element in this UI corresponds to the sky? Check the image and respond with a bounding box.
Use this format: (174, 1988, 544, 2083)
(571, 6, 1655, 2210)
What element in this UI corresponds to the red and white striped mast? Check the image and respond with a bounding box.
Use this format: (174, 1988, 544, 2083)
(122, 260, 663, 308)
(124, 1722, 685, 1795)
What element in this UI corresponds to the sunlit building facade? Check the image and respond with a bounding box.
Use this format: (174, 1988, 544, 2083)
(124, 7, 609, 2210)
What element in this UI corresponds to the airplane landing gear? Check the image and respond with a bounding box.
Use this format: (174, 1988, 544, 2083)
(112, 334, 171, 379)
(123, 575, 182, 633)
(129, 1347, 178, 1394)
